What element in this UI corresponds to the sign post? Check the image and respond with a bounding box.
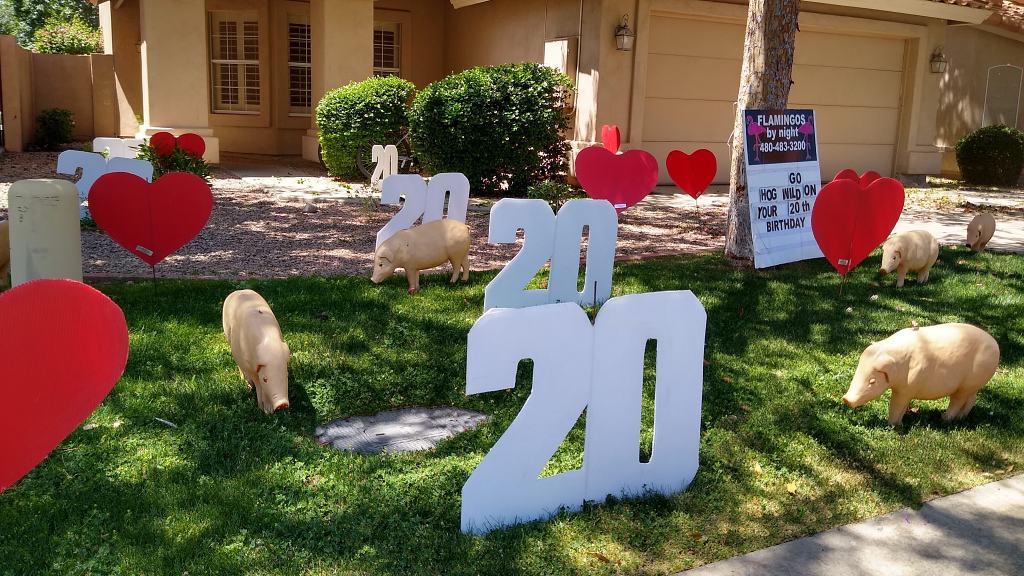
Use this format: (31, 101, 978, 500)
(742, 109, 823, 268)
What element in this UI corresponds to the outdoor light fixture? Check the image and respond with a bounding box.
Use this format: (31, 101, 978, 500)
(930, 48, 948, 74)
(615, 15, 635, 52)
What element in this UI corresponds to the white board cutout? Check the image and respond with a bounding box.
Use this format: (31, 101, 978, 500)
(462, 291, 707, 534)
(56, 150, 154, 218)
(375, 173, 470, 249)
(92, 137, 144, 159)
(485, 198, 618, 311)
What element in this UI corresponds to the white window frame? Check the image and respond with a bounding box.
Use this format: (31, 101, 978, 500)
(209, 11, 262, 115)
(982, 64, 1023, 128)
(373, 22, 401, 78)
(287, 14, 312, 117)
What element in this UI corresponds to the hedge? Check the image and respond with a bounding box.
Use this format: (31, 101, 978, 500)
(409, 63, 573, 196)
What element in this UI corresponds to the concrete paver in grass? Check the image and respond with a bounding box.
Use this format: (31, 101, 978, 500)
(676, 474, 1024, 576)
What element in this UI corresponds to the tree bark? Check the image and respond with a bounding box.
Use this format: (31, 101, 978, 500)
(725, 0, 801, 262)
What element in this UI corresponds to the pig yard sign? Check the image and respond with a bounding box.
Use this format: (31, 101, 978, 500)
(743, 109, 824, 269)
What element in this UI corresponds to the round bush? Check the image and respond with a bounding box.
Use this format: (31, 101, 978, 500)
(955, 125, 1024, 186)
(409, 63, 573, 196)
(32, 108, 74, 151)
(315, 76, 416, 179)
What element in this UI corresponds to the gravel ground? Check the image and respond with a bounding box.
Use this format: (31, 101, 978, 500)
(1, 151, 726, 280)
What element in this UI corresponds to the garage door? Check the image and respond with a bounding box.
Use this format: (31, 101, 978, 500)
(642, 14, 906, 184)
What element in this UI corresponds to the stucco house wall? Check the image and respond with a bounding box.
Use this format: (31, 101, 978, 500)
(938, 24, 1024, 175)
(86, 0, 1016, 179)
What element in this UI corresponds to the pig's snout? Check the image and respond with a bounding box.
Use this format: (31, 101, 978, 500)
(272, 398, 290, 412)
(842, 395, 854, 408)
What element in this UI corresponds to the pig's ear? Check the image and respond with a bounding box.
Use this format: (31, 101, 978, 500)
(875, 354, 898, 381)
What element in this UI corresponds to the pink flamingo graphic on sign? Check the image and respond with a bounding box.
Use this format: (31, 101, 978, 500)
(747, 116, 767, 161)
(799, 117, 815, 160)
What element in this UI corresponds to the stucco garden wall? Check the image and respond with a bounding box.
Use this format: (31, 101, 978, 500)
(0, 36, 118, 150)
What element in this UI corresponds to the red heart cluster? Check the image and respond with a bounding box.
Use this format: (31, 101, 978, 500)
(811, 173, 905, 276)
(832, 169, 882, 189)
(150, 132, 206, 158)
(89, 172, 214, 266)
(575, 146, 659, 213)
(0, 280, 129, 493)
(667, 149, 717, 200)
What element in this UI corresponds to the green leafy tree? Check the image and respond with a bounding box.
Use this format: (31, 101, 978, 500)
(32, 17, 101, 54)
(7, 0, 98, 47)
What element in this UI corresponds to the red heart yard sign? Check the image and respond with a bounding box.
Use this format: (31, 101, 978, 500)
(601, 125, 621, 154)
(666, 149, 717, 200)
(832, 169, 882, 189)
(811, 176, 905, 276)
(149, 132, 207, 158)
(575, 146, 659, 213)
(88, 172, 214, 266)
(0, 280, 129, 493)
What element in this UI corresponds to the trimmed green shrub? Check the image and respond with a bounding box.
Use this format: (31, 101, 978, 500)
(527, 180, 585, 212)
(409, 63, 573, 196)
(32, 17, 101, 54)
(955, 124, 1024, 186)
(32, 108, 74, 150)
(137, 143, 213, 181)
(316, 76, 416, 179)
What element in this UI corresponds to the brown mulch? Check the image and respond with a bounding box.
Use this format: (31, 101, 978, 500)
(0, 151, 727, 280)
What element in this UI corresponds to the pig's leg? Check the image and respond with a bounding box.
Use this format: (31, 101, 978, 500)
(960, 393, 979, 418)
(461, 257, 470, 282)
(944, 390, 976, 421)
(407, 269, 420, 294)
(917, 267, 931, 284)
(887, 393, 912, 426)
(449, 257, 461, 284)
(896, 267, 907, 288)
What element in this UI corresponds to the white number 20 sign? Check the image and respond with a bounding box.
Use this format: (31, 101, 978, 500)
(375, 173, 470, 249)
(485, 199, 617, 310)
(462, 291, 707, 534)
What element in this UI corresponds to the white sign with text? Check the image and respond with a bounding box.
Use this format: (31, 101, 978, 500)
(742, 109, 824, 268)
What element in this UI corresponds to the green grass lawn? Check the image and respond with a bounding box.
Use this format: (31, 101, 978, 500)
(1, 249, 1022, 575)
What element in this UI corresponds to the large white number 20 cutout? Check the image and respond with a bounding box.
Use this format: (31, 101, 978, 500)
(57, 150, 154, 218)
(375, 173, 470, 249)
(485, 199, 617, 310)
(462, 291, 707, 534)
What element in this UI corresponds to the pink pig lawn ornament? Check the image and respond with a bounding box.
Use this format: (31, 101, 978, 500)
(843, 323, 1000, 426)
(222, 290, 291, 414)
(966, 213, 996, 253)
(880, 230, 939, 288)
(371, 219, 471, 294)
(0, 221, 9, 287)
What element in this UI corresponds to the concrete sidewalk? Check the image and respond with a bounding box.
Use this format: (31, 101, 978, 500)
(676, 474, 1024, 576)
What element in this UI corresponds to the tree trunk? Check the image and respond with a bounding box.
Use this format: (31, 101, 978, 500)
(725, 0, 801, 262)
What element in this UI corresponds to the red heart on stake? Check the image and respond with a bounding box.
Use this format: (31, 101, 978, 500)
(601, 125, 621, 154)
(666, 149, 717, 200)
(149, 132, 177, 157)
(89, 172, 214, 266)
(811, 177, 905, 276)
(149, 132, 206, 158)
(0, 280, 129, 493)
(832, 169, 883, 188)
(575, 146, 659, 213)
